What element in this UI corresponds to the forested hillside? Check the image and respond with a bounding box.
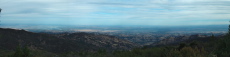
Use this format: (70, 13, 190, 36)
(0, 26, 230, 57)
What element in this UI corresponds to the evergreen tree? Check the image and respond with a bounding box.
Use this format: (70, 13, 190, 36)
(178, 43, 186, 50)
(13, 45, 23, 57)
(210, 34, 215, 41)
(228, 21, 230, 36)
(22, 46, 30, 57)
(12, 45, 31, 57)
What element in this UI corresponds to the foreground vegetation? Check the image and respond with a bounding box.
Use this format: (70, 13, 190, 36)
(60, 35, 230, 57)
(0, 33, 229, 57)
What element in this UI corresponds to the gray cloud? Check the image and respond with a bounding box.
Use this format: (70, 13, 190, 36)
(89, 2, 143, 6)
(0, 0, 230, 25)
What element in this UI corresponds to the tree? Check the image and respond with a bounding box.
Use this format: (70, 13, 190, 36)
(214, 22, 230, 57)
(0, 8, 2, 13)
(0, 8, 2, 24)
(210, 34, 215, 41)
(12, 45, 31, 57)
(22, 46, 30, 57)
(228, 21, 230, 36)
(13, 45, 23, 57)
(178, 43, 186, 50)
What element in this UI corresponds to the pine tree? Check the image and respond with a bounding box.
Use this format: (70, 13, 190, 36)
(13, 45, 23, 57)
(228, 21, 230, 36)
(210, 34, 215, 41)
(23, 46, 30, 57)
(12, 45, 31, 57)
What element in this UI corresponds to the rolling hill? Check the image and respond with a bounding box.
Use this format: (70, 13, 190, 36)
(0, 28, 139, 53)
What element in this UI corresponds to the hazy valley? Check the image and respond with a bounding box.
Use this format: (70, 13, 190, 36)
(1, 24, 227, 45)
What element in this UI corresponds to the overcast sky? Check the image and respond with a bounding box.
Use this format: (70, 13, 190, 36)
(0, 0, 230, 26)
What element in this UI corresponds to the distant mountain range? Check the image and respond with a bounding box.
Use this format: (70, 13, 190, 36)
(0, 28, 139, 53)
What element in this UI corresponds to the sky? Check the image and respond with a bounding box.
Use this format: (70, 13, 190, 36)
(0, 0, 230, 26)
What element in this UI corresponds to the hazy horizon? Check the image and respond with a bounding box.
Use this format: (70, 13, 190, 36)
(0, 0, 230, 26)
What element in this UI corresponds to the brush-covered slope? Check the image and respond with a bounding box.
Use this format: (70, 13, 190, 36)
(0, 28, 138, 53)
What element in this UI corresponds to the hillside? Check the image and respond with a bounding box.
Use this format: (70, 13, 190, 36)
(56, 32, 139, 50)
(0, 28, 138, 53)
(149, 34, 225, 47)
(2, 28, 230, 57)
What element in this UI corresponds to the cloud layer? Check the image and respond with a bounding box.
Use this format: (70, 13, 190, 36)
(0, 0, 230, 25)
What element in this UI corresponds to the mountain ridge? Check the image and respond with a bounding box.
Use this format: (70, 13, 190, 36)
(0, 28, 139, 53)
